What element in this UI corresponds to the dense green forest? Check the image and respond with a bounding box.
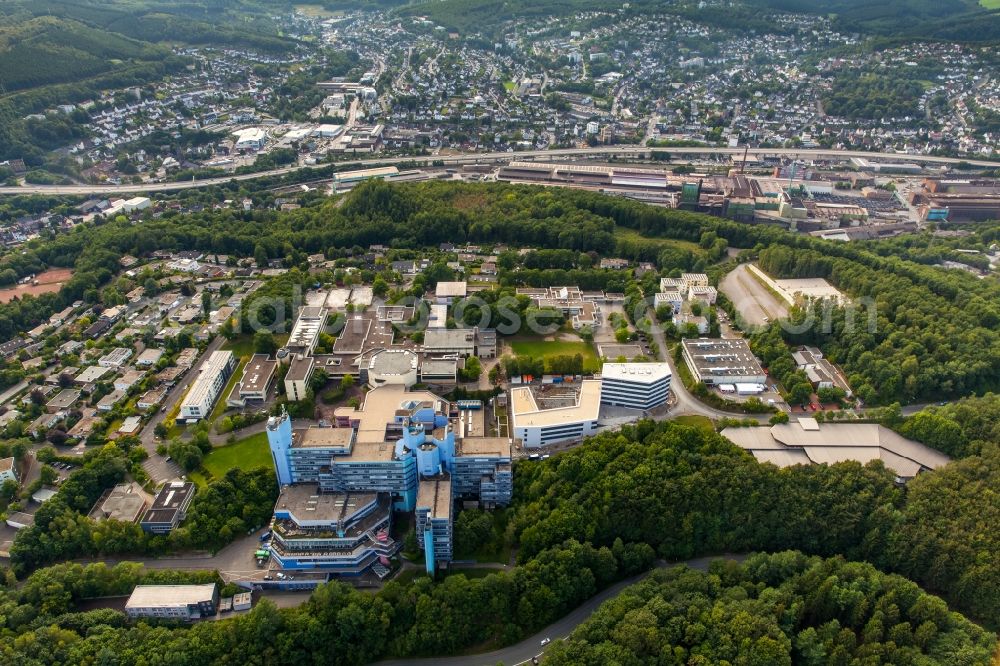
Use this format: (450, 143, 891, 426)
(894, 392, 1000, 458)
(822, 73, 926, 121)
(1, 180, 998, 404)
(545, 552, 996, 665)
(0, 420, 996, 663)
(511, 418, 1000, 625)
(859, 223, 1000, 273)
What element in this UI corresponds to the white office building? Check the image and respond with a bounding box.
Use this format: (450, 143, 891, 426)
(179, 351, 237, 421)
(511, 380, 602, 448)
(600, 363, 672, 410)
(125, 584, 219, 620)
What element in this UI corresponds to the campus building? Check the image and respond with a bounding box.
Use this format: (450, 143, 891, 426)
(510, 379, 602, 447)
(416, 475, 453, 574)
(89, 482, 151, 524)
(265, 384, 513, 578)
(125, 584, 219, 621)
(600, 363, 672, 410)
(140, 482, 196, 534)
(179, 351, 237, 421)
(721, 418, 950, 483)
(681, 338, 766, 386)
(367, 349, 419, 388)
(286, 306, 327, 357)
(268, 486, 397, 576)
(227, 354, 277, 407)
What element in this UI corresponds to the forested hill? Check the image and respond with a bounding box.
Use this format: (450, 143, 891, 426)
(545, 552, 997, 665)
(395, 0, 1000, 43)
(0, 0, 296, 98)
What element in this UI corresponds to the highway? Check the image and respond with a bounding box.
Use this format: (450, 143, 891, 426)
(4, 146, 1000, 196)
(372, 554, 746, 666)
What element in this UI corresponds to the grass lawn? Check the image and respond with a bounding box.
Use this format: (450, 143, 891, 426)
(192, 432, 273, 487)
(613, 228, 705, 254)
(222, 335, 257, 360)
(503, 80, 516, 92)
(509, 338, 600, 373)
(981, 0, 1000, 8)
(392, 569, 428, 586)
(222, 333, 288, 361)
(672, 414, 715, 433)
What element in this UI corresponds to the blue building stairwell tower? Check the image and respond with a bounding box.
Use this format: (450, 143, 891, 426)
(266, 407, 294, 486)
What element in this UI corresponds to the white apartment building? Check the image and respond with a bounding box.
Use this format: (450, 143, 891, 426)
(654, 290, 683, 314)
(600, 363, 672, 411)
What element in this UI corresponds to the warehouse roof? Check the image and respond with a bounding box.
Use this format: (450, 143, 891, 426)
(126, 584, 216, 609)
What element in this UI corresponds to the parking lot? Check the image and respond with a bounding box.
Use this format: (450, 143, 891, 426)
(142, 455, 185, 483)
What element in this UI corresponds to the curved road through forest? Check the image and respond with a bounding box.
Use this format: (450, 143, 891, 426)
(372, 554, 747, 666)
(3, 147, 999, 196)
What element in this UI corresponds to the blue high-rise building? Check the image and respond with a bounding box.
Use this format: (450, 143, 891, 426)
(263, 385, 511, 582)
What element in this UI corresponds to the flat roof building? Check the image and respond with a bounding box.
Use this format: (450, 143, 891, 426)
(601, 362, 672, 411)
(98, 347, 133, 369)
(270, 486, 397, 574)
(286, 307, 328, 357)
(511, 380, 602, 448)
(284, 355, 315, 403)
(46, 388, 81, 413)
(136, 348, 164, 366)
(229, 354, 277, 406)
(416, 475, 453, 573)
(332, 166, 398, 185)
(368, 349, 419, 389)
(681, 338, 766, 386)
(180, 351, 237, 421)
(434, 281, 467, 303)
(141, 481, 196, 534)
(423, 328, 476, 356)
(89, 482, 152, 524)
(125, 584, 218, 621)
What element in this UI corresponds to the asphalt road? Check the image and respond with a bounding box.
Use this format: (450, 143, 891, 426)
(3, 147, 999, 196)
(644, 305, 769, 423)
(139, 336, 225, 483)
(718, 263, 790, 328)
(371, 554, 746, 666)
